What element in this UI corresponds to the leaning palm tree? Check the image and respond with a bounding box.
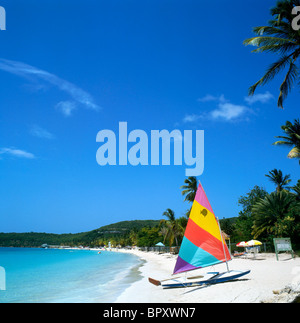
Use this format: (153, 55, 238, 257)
(273, 119, 300, 163)
(181, 176, 198, 203)
(265, 168, 292, 192)
(243, 0, 300, 108)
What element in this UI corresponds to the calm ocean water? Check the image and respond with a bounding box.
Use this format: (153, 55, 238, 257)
(0, 247, 142, 303)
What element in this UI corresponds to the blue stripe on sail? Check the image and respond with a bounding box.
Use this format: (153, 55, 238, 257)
(179, 236, 222, 269)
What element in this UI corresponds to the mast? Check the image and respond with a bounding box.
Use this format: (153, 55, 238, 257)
(217, 217, 230, 272)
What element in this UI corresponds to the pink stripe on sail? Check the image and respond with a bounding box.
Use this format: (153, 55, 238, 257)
(194, 183, 214, 214)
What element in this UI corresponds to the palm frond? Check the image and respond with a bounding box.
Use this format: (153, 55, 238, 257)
(244, 36, 297, 48)
(278, 59, 298, 108)
(273, 139, 294, 146)
(253, 25, 289, 36)
(288, 146, 300, 158)
(244, 0, 300, 106)
(251, 43, 298, 54)
(248, 55, 293, 95)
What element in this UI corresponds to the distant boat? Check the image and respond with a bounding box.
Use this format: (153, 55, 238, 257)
(149, 182, 250, 288)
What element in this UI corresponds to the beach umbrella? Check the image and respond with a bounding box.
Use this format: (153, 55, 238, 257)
(236, 241, 247, 247)
(155, 242, 165, 253)
(245, 240, 262, 247)
(245, 240, 262, 259)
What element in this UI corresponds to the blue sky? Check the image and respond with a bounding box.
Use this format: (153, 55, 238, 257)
(0, 0, 299, 233)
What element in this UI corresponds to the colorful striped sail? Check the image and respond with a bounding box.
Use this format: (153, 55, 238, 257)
(173, 182, 231, 274)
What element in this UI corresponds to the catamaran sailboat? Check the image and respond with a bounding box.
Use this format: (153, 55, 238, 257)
(149, 182, 250, 288)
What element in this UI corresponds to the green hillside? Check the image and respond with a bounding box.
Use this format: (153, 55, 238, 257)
(96, 220, 160, 233)
(0, 218, 239, 248)
(0, 220, 161, 248)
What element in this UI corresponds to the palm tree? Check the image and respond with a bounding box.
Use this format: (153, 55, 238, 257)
(176, 216, 188, 241)
(160, 208, 180, 247)
(265, 169, 292, 192)
(290, 179, 300, 200)
(273, 119, 300, 163)
(129, 230, 138, 246)
(181, 176, 198, 203)
(252, 190, 300, 238)
(181, 176, 198, 219)
(158, 226, 168, 244)
(243, 0, 300, 108)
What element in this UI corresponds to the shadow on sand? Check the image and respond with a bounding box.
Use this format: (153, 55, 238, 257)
(182, 278, 250, 295)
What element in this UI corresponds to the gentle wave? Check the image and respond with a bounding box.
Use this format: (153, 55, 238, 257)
(0, 248, 142, 303)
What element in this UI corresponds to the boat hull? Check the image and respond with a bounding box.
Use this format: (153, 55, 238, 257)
(161, 270, 250, 289)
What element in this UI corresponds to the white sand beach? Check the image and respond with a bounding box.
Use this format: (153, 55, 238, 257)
(115, 249, 300, 303)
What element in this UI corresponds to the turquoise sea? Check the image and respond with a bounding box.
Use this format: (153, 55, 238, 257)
(0, 248, 142, 303)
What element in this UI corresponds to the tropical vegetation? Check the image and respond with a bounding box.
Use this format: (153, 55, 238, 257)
(252, 190, 300, 240)
(265, 168, 291, 192)
(235, 173, 300, 250)
(180, 176, 198, 218)
(0, 220, 161, 248)
(243, 0, 300, 108)
(273, 119, 300, 163)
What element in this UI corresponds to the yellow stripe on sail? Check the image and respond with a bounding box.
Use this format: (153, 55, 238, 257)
(189, 200, 222, 242)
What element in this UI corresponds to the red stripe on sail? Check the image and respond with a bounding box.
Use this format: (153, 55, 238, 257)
(184, 218, 231, 261)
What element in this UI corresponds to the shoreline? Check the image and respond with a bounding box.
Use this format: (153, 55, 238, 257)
(0, 247, 143, 303)
(114, 249, 300, 303)
(2, 246, 299, 303)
